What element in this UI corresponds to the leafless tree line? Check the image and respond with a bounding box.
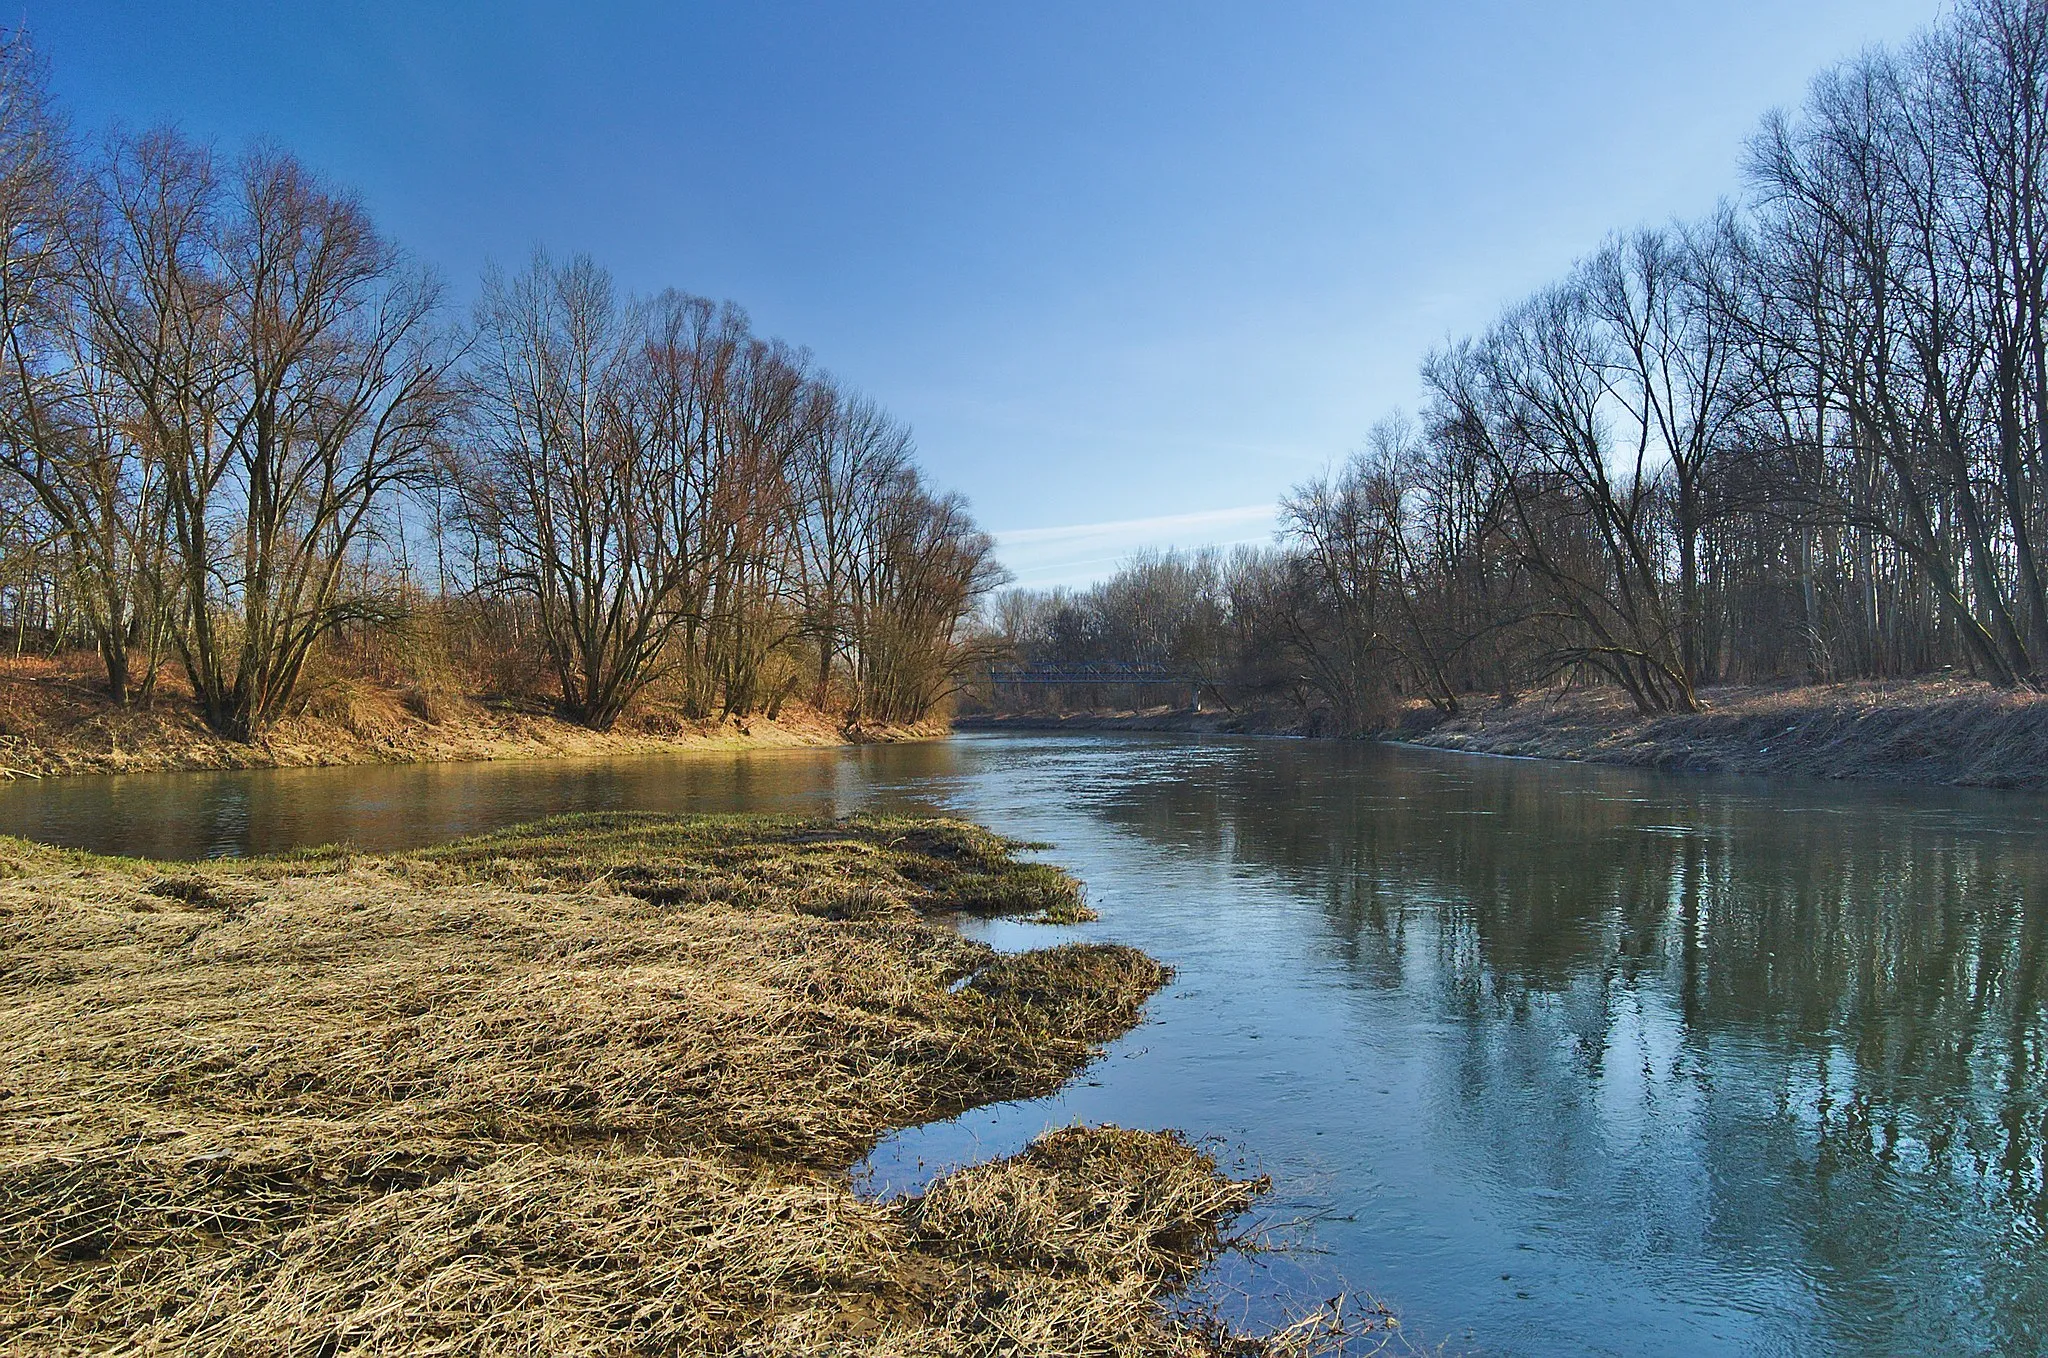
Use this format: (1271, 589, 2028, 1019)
(0, 35, 998, 737)
(453, 254, 1001, 728)
(994, 0, 2048, 732)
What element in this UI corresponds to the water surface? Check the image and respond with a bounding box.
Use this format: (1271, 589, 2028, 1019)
(3, 734, 2042, 1356)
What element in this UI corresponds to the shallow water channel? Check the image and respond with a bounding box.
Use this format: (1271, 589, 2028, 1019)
(5, 733, 2045, 1355)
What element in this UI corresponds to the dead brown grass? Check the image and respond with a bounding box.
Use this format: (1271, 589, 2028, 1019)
(0, 813, 1314, 1355)
(1401, 676, 2048, 789)
(0, 652, 935, 779)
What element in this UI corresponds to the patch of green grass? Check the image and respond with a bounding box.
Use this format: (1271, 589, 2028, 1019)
(0, 819, 1097, 925)
(0, 811, 1095, 921)
(398, 811, 1095, 922)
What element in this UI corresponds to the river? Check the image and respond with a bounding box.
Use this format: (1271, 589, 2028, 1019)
(2, 732, 2042, 1356)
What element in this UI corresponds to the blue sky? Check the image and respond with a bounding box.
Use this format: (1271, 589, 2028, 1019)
(38, 2, 1937, 588)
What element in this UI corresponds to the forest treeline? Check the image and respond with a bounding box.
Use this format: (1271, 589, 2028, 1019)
(991, 0, 2048, 732)
(0, 38, 1000, 740)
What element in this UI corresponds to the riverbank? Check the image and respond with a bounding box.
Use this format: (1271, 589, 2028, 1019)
(0, 812, 1329, 1354)
(967, 677, 2048, 789)
(1399, 677, 2048, 789)
(0, 655, 935, 779)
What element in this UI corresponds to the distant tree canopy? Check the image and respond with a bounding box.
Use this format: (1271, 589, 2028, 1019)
(0, 34, 1000, 736)
(989, 0, 2048, 733)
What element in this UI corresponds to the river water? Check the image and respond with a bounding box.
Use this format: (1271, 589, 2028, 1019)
(3, 733, 2043, 1356)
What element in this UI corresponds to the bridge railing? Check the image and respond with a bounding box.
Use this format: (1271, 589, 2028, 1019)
(986, 662, 1195, 686)
(982, 661, 1212, 712)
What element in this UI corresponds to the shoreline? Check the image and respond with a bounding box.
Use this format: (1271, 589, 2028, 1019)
(1396, 678, 2048, 791)
(963, 677, 2048, 791)
(1, 812, 1330, 1354)
(17, 667, 2037, 794)
(0, 660, 939, 780)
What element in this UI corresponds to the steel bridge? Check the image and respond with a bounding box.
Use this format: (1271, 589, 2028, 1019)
(987, 661, 1195, 686)
(986, 661, 1210, 711)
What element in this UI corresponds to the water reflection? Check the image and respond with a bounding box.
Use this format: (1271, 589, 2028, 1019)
(1051, 743, 2048, 1354)
(0, 742, 967, 859)
(3, 735, 2042, 1354)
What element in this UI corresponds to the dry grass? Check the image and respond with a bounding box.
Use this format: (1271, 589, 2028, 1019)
(908, 1124, 1260, 1281)
(0, 652, 936, 780)
(1401, 676, 2048, 789)
(0, 812, 1314, 1355)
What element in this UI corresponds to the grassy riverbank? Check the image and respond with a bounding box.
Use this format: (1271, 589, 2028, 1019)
(1400, 677, 2048, 790)
(0, 812, 1323, 1355)
(0, 654, 936, 779)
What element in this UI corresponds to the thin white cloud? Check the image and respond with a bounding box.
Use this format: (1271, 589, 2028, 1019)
(992, 504, 1276, 545)
(991, 504, 1279, 590)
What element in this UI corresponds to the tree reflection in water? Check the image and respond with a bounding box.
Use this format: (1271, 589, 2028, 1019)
(1079, 745, 2048, 1350)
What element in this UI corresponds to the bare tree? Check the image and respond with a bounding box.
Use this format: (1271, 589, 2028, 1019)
(789, 385, 910, 706)
(0, 34, 175, 703)
(1425, 286, 1698, 714)
(83, 138, 454, 738)
(462, 254, 676, 729)
(843, 466, 1004, 723)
